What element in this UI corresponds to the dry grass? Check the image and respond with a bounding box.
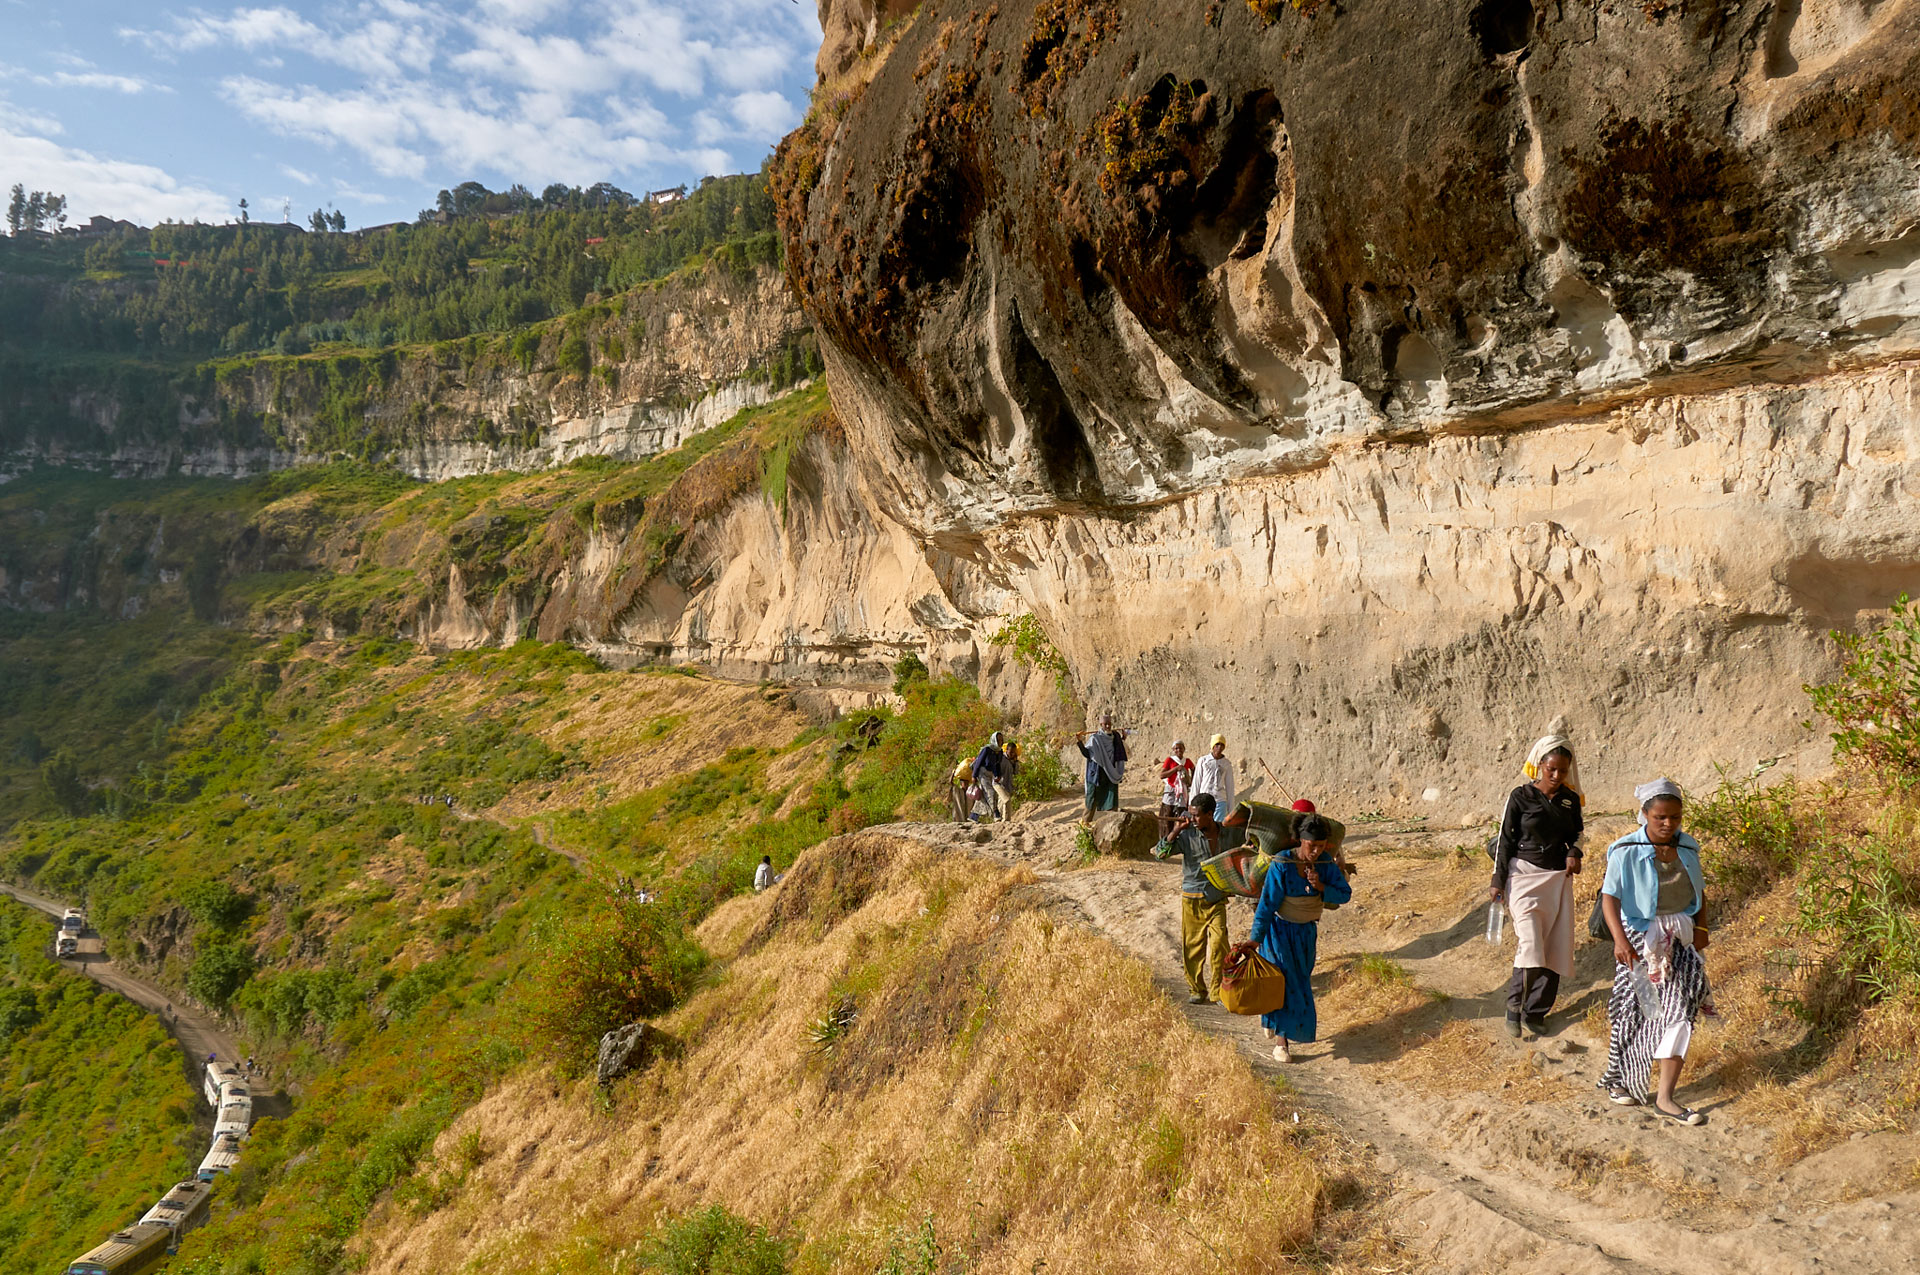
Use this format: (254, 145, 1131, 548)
(350, 835, 1353, 1273)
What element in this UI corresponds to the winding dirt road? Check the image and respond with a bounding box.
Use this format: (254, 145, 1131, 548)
(1, 881, 250, 1094)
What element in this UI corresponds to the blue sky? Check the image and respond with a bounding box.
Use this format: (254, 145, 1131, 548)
(0, 0, 821, 228)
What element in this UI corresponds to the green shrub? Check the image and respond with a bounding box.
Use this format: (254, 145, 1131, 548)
(527, 896, 707, 1072)
(1689, 763, 1806, 903)
(39, 750, 89, 816)
(180, 878, 252, 930)
(1794, 824, 1920, 1006)
(1809, 593, 1920, 783)
(890, 652, 928, 694)
(556, 331, 591, 378)
(187, 941, 254, 1009)
(640, 1204, 790, 1275)
(1012, 731, 1068, 805)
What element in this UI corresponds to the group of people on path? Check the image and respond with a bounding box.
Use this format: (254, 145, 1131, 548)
(1128, 718, 1716, 1125)
(1491, 735, 1715, 1124)
(949, 732, 1021, 823)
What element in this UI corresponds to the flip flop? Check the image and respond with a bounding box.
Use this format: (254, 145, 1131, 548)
(1655, 1105, 1706, 1126)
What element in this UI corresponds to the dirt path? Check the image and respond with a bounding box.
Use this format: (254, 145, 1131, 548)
(914, 805, 1920, 1275)
(1, 881, 259, 1103)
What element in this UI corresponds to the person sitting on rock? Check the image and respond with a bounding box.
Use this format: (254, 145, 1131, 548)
(1597, 779, 1712, 1124)
(1076, 713, 1128, 823)
(1157, 793, 1230, 1004)
(1251, 812, 1351, 1063)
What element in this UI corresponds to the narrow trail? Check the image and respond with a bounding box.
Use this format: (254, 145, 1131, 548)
(0, 881, 270, 1108)
(905, 805, 1920, 1275)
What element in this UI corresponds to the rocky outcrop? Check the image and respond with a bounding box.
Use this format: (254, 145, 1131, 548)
(737, 0, 1920, 810)
(3, 261, 813, 481)
(595, 1021, 677, 1086)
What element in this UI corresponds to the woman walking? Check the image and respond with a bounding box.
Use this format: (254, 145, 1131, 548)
(1490, 734, 1585, 1038)
(1250, 812, 1351, 1062)
(1598, 779, 1712, 1124)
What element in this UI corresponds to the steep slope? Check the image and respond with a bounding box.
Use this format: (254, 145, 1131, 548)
(347, 829, 1388, 1273)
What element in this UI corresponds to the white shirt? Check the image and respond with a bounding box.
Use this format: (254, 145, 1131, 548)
(1192, 754, 1235, 813)
(753, 862, 773, 891)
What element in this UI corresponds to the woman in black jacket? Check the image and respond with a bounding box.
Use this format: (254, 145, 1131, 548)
(1490, 739, 1584, 1038)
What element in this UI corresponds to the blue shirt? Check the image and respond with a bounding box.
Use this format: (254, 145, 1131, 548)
(1600, 830, 1704, 932)
(1250, 854, 1352, 945)
(971, 745, 1007, 783)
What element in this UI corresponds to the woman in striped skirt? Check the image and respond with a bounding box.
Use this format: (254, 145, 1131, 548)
(1597, 778, 1713, 1125)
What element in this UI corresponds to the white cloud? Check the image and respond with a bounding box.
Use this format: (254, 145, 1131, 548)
(279, 163, 317, 184)
(0, 127, 231, 224)
(46, 70, 167, 93)
(729, 90, 797, 135)
(110, 1, 823, 196)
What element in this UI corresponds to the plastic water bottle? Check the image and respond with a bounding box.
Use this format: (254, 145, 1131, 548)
(1485, 901, 1506, 944)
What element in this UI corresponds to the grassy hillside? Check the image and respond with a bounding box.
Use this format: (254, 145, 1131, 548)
(0, 900, 200, 1273)
(350, 831, 1372, 1274)
(2, 398, 1070, 1271)
(0, 382, 835, 823)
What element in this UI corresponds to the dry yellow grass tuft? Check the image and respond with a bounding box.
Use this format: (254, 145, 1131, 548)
(351, 833, 1350, 1273)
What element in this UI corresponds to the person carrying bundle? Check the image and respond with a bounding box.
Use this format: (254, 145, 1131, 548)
(971, 732, 1012, 821)
(1250, 812, 1351, 1062)
(1158, 793, 1231, 1004)
(1489, 734, 1584, 1038)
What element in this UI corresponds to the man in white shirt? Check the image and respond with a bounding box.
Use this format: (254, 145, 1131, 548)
(1192, 734, 1235, 818)
(753, 856, 774, 891)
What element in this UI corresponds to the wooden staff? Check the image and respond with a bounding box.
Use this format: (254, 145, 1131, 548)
(1256, 757, 1296, 806)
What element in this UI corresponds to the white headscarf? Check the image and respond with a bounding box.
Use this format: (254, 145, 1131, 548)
(1523, 734, 1585, 806)
(1634, 777, 1683, 826)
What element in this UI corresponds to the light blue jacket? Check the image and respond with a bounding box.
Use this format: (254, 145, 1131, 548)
(1600, 829, 1704, 932)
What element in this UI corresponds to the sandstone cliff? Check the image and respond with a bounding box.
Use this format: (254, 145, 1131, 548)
(752, 0, 1920, 811)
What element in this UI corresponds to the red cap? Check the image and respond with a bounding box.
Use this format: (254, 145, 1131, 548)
(1291, 799, 1317, 813)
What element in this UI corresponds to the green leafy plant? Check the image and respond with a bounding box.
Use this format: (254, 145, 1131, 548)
(989, 612, 1073, 704)
(526, 895, 707, 1073)
(890, 652, 929, 694)
(806, 995, 858, 1055)
(1808, 594, 1920, 783)
(1690, 761, 1804, 902)
(639, 1204, 790, 1275)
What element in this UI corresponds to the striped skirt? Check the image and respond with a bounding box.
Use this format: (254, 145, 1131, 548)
(1598, 919, 1711, 1099)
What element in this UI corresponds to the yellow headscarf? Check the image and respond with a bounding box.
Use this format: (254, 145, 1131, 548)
(1523, 734, 1585, 806)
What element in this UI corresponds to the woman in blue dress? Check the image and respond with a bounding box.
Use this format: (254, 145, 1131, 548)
(1250, 813, 1352, 1062)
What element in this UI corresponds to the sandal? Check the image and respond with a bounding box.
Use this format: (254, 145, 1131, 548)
(1655, 1104, 1706, 1126)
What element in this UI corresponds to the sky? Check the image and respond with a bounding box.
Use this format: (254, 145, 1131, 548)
(0, 0, 822, 229)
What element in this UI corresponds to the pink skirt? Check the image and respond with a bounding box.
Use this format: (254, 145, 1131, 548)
(1507, 859, 1575, 977)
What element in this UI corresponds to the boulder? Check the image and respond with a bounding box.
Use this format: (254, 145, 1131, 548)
(595, 1021, 675, 1087)
(1091, 810, 1161, 860)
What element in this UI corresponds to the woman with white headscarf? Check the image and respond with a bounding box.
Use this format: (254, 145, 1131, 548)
(1597, 778, 1712, 1125)
(1489, 734, 1584, 1038)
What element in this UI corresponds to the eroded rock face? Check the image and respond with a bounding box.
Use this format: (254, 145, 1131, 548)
(779, 0, 1920, 526)
(754, 0, 1920, 810)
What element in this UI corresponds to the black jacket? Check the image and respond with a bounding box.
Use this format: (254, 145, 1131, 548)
(1492, 783, 1583, 892)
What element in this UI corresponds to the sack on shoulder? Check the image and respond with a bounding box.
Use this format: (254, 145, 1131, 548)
(1219, 943, 1287, 1016)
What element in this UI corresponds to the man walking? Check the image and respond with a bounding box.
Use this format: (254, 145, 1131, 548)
(1192, 734, 1236, 820)
(1077, 713, 1129, 824)
(1159, 794, 1231, 1003)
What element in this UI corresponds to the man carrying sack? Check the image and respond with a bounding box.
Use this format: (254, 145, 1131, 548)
(1158, 793, 1231, 1004)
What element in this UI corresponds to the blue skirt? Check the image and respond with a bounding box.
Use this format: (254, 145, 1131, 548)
(1258, 918, 1321, 1042)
